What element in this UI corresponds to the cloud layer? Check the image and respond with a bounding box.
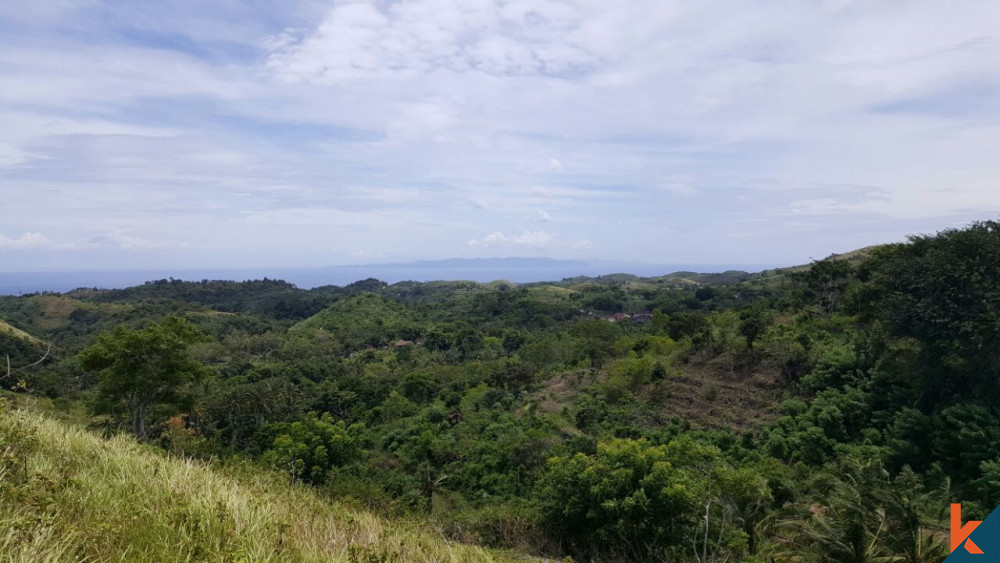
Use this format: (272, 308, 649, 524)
(468, 230, 588, 249)
(1, 0, 999, 271)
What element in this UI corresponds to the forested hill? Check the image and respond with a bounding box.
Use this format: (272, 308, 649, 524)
(2, 220, 1000, 561)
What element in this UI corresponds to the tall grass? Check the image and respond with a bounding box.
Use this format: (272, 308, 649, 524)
(0, 406, 522, 562)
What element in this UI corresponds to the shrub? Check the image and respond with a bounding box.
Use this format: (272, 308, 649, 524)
(0, 401, 38, 485)
(608, 356, 655, 388)
(260, 413, 364, 484)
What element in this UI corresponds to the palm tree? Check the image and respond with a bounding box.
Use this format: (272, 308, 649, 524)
(883, 467, 948, 563)
(763, 460, 902, 562)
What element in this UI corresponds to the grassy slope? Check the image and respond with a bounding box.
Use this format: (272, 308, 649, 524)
(0, 407, 519, 562)
(0, 320, 43, 346)
(769, 244, 884, 276)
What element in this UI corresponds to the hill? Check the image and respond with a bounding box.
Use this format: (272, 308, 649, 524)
(0, 401, 517, 562)
(0, 318, 49, 377)
(4, 223, 997, 561)
(762, 244, 885, 278)
(0, 319, 42, 346)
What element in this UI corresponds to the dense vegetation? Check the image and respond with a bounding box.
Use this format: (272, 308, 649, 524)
(3, 220, 999, 561)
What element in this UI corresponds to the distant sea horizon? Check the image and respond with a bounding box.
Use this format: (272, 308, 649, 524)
(0, 258, 777, 296)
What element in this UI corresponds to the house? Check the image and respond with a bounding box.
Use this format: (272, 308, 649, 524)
(631, 312, 653, 323)
(394, 339, 414, 347)
(606, 313, 629, 322)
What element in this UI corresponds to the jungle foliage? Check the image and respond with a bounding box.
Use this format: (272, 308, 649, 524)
(3, 221, 999, 561)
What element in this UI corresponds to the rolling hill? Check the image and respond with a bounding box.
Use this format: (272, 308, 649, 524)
(0, 402, 519, 562)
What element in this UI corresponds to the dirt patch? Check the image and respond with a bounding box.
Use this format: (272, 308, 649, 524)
(653, 362, 786, 431)
(533, 369, 593, 415)
(528, 358, 787, 435)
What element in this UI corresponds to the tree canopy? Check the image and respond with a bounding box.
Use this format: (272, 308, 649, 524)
(79, 316, 207, 440)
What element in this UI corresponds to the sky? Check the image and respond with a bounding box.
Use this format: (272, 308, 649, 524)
(1, 0, 999, 272)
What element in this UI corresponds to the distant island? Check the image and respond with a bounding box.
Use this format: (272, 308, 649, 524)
(0, 257, 775, 295)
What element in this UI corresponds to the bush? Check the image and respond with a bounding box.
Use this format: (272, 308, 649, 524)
(443, 502, 550, 553)
(760, 325, 811, 382)
(800, 343, 862, 394)
(608, 355, 655, 388)
(260, 413, 364, 484)
(537, 437, 768, 561)
(0, 400, 38, 485)
(600, 375, 631, 404)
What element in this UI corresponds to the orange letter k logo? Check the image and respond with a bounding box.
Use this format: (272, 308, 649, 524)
(952, 503, 985, 554)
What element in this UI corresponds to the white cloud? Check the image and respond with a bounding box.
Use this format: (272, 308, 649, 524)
(265, 0, 599, 82)
(349, 248, 383, 259)
(655, 178, 697, 196)
(0, 232, 52, 250)
(1, 0, 1000, 271)
(469, 230, 554, 248)
(468, 230, 589, 249)
(0, 142, 35, 168)
(106, 232, 191, 251)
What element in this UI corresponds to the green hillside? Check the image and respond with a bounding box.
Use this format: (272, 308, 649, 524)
(0, 319, 42, 346)
(3, 222, 999, 561)
(0, 400, 516, 562)
(291, 293, 419, 351)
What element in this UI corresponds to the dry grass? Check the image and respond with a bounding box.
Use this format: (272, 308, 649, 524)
(0, 320, 42, 346)
(656, 362, 785, 431)
(528, 359, 785, 434)
(772, 244, 883, 276)
(29, 296, 81, 331)
(0, 408, 523, 562)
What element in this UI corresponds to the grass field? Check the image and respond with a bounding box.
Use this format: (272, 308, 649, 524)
(0, 402, 522, 562)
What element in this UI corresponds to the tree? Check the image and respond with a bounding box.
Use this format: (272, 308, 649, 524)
(885, 467, 948, 563)
(707, 311, 742, 370)
(570, 319, 622, 368)
(537, 437, 769, 561)
(537, 439, 693, 560)
(739, 300, 773, 352)
(797, 257, 856, 327)
(79, 317, 207, 441)
(201, 377, 303, 449)
(651, 308, 670, 334)
(862, 221, 1000, 400)
(766, 456, 945, 563)
(667, 312, 709, 342)
(261, 413, 362, 484)
(769, 460, 896, 563)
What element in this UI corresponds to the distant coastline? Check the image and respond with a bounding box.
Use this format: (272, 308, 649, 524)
(0, 258, 773, 295)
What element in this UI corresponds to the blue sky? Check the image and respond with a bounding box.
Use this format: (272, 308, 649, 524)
(1, 0, 999, 271)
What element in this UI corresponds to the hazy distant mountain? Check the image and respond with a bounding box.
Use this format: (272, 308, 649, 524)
(0, 257, 773, 295)
(343, 257, 592, 269)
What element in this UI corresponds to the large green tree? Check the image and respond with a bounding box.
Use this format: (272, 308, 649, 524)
(863, 220, 1000, 401)
(79, 317, 207, 441)
(739, 300, 774, 352)
(538, 437, 770, 561)
(797, 257, 857, 326)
